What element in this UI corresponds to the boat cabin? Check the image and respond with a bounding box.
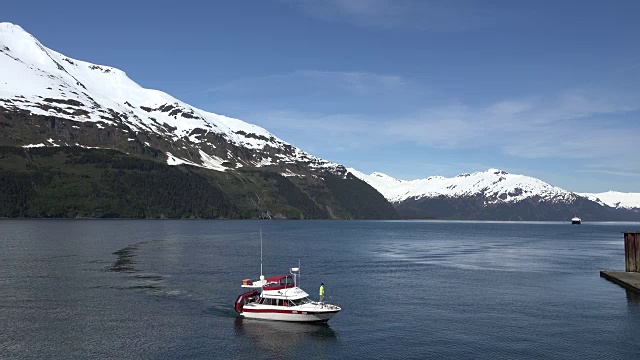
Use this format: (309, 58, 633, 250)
(258, 297, 312, 307)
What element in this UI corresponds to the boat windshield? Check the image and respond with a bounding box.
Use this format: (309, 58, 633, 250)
(290, 298, 311, 306)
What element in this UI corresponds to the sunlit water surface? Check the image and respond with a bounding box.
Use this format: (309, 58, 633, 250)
(1, 220, 639, 359)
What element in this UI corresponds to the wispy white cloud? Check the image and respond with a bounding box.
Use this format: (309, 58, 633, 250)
(204, 69, 429, 118)
(579, 169, 640, 177)
(246, 88, 640, 166)
(283, 0, 513, 31)
(206, 70, 415, 97)
(252, 110, 380, 153)
(204, 68, 640, 175)
(385, 88, 640, 159)
(580, 156, 640, 178)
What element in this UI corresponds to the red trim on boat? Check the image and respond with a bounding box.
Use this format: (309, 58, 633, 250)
(262, 284, 295, 290)
(235, 290, 259, 313)
(241, 308, 340, 315)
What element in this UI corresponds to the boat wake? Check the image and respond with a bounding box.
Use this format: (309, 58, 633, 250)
(106, 240, 237, 317)
(204, 303, 239, 319)
(107, 240, 170, 294)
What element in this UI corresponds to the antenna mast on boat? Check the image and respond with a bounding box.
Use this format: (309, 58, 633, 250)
(260, 230, 264, 282)
(291, 260, 301, 287)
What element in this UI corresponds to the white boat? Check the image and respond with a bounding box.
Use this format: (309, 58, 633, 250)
(571, 217, 581, 225)
(235, 231, 341, 322)
(235, 268, 341, 323)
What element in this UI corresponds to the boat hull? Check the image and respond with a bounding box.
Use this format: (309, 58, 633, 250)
(240, 308, 339, 322)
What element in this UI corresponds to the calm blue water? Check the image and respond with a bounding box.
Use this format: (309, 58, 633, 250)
(1, 220, 640, 359)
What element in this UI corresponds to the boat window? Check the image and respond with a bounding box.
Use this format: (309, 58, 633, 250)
(289, 298, 308, 306)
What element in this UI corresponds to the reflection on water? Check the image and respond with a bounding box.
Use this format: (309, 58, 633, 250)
(373, 232, 621, 273)
(234, 318, 338, 357)
(234, 318, 338, 339)
(626, 289, 640, 305)
(3, 220, 640, 359)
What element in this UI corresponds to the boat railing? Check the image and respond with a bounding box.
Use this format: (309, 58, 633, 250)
(327, 296, 339, 308)
(311, 296, 339, 309)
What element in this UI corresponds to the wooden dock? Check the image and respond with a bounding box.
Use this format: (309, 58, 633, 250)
(600, 271, 640, 293)
(600, 232, 640, 293)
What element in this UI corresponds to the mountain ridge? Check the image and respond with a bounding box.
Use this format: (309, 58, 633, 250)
(0, 22, 339, 173)
(0, 22, 396, 220)
(577, 191, 640, 211)
(348, 168, 580, 204)
(348, 168, 640, 221)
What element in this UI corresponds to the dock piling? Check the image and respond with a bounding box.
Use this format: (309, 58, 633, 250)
(624, 232, 640, 272)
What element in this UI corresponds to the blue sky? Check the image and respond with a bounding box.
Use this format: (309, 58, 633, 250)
(4, 0, 640, 192)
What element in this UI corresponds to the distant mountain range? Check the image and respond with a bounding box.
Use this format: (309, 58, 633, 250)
(348, 168, 640, 221)
(577, 191, 640, 211)
(0, 22, 637, 221)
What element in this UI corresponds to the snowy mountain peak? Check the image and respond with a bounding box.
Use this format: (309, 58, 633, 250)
(349, 168, 577, 204)
(0, 23, 52, 65)
(485, 168, 509, 175)
(0, 22, 27, 34)
(0, 23, 342, 174)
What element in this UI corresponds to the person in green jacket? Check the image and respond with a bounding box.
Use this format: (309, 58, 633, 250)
(319, 283, 325, 303)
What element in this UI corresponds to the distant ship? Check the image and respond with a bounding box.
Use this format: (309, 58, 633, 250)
(571, 217, 582, 225)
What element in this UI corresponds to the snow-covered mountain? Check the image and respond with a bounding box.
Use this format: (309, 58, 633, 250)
(348, 168, 640, 221)
(578, 191, 640, 211)
(0, 22, 399, 220)
(1, 22, 637, 221)
(0, 22, 339, 174)
(348, 168, 578, 204)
